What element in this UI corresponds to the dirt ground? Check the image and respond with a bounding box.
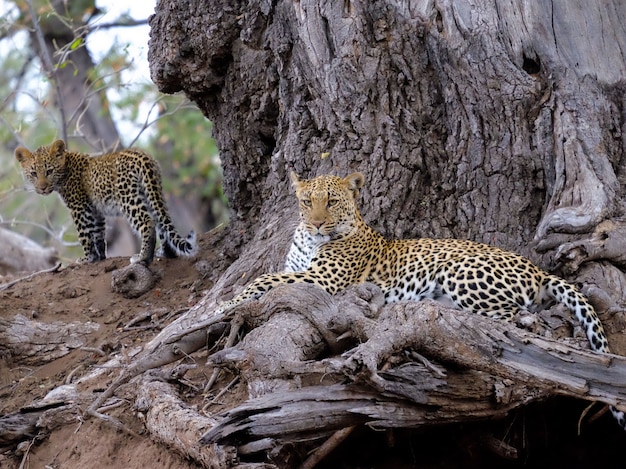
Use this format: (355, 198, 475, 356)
(1, 230, 626, 469)
(0, 232, 230, 469)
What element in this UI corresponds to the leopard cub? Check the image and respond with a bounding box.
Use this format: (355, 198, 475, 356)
(15, 139, 197, 265)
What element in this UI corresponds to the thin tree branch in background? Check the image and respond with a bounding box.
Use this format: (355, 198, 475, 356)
(24, 0, 68, 143)
(88, 18, 149, 33)
(128, 98, 198, 148)
(0, 220, 79, 248)
(0, 52, 35, 114)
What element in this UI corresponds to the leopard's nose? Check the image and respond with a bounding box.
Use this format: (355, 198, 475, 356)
(311, 220, 324, 228)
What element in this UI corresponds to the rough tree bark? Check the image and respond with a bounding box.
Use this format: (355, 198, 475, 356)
(60, 0, 626, 466)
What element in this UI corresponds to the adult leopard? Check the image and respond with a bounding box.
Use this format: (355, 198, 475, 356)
(219, 171, 624, 428)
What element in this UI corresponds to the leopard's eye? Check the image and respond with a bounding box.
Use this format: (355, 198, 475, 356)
(301, 199, 312, 207)
(327, 198, 339, 207)
(45, 168, 54, 177)
(30, 171, 37, 178)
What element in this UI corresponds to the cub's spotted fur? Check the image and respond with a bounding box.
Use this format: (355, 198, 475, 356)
(15, 139, 197, 265)
(219, 171, 624, 428)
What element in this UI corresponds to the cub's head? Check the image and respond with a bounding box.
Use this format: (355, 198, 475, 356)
(15, 139, 67, 195)
(290, 171, 365, 238)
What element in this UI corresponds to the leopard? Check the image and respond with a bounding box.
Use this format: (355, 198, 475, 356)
(218, 171, 625, 428)
(15, 139, 197, 265)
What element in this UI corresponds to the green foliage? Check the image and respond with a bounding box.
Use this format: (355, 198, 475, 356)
(146, 97, 223, 198)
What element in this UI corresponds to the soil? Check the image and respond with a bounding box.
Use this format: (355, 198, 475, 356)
(0, 232, 228, 469)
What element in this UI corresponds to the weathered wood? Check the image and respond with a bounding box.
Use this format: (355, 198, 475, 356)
(136, 379, 239, 468)
(111, 262, 157, 298)
(199, 287, 626, 450)
(0, 385, 81, 448)
(0, 228, 57, 277)
(0, 314, 99, 365)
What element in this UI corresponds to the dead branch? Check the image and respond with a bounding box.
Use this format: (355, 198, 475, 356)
(135, 378, 238, 468)
(198, 286, 626, 452)
(0, 228, 58, 279)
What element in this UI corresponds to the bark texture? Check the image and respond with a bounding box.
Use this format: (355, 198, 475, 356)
(0, 314, 99, 366)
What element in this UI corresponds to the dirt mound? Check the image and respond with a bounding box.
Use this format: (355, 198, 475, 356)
(0, 233, 222, 468)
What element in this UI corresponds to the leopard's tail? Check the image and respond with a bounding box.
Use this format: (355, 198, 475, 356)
(139, 155, 198, 259)
(542, 275, 608, 352)
(543, 275, 626, 429)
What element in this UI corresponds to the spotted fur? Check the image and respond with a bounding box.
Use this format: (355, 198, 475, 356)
(218, 171, 624, 428)
(284, 226, 330, 272)
(15, 139, 197, 265)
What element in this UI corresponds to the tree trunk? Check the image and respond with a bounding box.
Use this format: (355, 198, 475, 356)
(132, 0, 626, 465)
(148, 0, 626, 317)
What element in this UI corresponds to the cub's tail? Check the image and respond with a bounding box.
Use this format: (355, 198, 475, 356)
(158, 228, 198, 259)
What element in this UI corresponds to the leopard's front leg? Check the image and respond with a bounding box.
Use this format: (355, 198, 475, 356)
(217, 270, 345, 315)
(69, 205, 106, 263)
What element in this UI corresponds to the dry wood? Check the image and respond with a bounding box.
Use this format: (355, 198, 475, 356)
(0, 314, 99, 366)
(0, 228, 58, 277)
(199, 285, 626, 451)
(111, 262, 157, 298)
(136, 378, 238, 468)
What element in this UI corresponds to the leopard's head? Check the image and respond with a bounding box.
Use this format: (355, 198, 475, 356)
(15, 139, 68, 195)
(290, 171, 365, 238)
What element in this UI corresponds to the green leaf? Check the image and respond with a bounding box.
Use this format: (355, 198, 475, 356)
(70, 38, 83, 50)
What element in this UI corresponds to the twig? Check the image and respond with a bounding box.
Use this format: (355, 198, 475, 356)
(578, 401, 608, 434)
(65, 364, 84, 384)
(204, 313, 244, 393)
(87, 408, 142, 438)
(407, 350, 447, 378)
(0, 262, 62, 292)
(87, 18, 149, 33)
(97, 398, 128, 413)
(18, 437, 37, 469)
(299, 426, 356, 469)
(79, 347, 107, 357)
(203, 376, 240, 411)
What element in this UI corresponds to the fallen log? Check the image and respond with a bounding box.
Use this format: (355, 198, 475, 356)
(0, 314, 99, 365)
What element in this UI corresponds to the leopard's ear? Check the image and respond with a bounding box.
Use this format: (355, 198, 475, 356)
(290, 171, 303, 189)
(14, 147, 32, 164)
(344, 172, 365, 198)
(49, 139, 66, 158)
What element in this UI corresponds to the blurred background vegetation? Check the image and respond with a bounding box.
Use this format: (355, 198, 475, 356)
(0, 0, 227, 262)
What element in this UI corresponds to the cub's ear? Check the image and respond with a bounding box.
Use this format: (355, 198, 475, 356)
(344, 172, 365, 197)
(50, 139, 66, 157)
(14, 147, 32, 164)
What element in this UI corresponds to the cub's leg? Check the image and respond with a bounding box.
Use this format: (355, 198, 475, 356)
(70, 207, 106, 263)
(121, 198, 157, 265)
(68, 201, 106, 263)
